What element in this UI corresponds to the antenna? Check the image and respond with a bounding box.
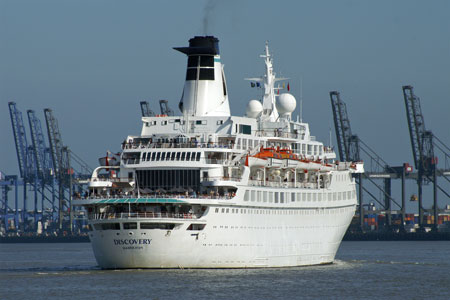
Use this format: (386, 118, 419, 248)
(300, 77, 303, 122)
(329, 124, 333, 148)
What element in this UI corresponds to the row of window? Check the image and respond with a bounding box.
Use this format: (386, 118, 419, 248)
(92, 222, 204, 231)
(243, 190, 355, 203)
(141, 151, 201, 162)
(146, 119, 224, 126)
(136, 169, 200, 190)
(334, 173, 351, 182)
(290, 143, 324, 156)
(214, 206, 353, 216)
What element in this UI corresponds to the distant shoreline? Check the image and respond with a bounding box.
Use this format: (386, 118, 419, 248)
(0, 235, 90, 243)
(2, 232, 450, 243)
(344, 231, 450, 241)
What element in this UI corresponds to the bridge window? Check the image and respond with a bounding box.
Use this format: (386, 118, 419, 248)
(123, 222, 137, 229)
(187, 224, 206, 230)
(238, 124, 251, 135)
(141, 223, 176, 230)
(95, 223, 120, 230)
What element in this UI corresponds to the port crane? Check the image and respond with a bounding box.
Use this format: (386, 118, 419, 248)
(140, 101, 155, 117)
(403, 85, 450, 230)
(4, 103, 92, 234)
(159, 99, 174, 116)
(330, 92, 408, 231)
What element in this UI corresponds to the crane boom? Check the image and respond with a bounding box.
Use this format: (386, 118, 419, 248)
(8, 102, 29, 179)
(402, 85, 435, 178)
(140, 101, 155, 117)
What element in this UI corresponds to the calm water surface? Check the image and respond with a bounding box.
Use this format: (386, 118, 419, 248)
(1, 241, 449, 299)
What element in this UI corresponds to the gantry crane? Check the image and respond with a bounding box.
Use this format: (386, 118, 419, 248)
(330, 91, 407, 231)
(159, 99, 174, 116)
(44, 108, 72, 230)
(140, 101, 155, 117)
(330, 92, 364, 228)
(330, 91, 360, 163)
(403, 85, 450, 231)
(8, 102, 31, 225)
(27, 110, 57, 220)
(6, 103, 91, 234)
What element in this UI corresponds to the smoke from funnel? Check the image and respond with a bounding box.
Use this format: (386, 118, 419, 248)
(203, 0, 218, 35)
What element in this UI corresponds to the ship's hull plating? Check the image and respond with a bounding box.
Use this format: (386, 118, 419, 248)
(88, 204, 355, 268)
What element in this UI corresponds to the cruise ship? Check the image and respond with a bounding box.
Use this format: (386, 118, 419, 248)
(74, 36, 363, 269)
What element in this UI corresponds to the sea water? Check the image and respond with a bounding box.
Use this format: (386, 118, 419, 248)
(1, 241, 449, 299)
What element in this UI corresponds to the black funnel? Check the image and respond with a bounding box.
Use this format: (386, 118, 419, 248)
(174, 36, 220, 55)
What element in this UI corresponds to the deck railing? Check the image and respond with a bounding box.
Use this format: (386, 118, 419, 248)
(248, 180, 319, 189)
(90, 212, 198, 220)
(76, 193, 235, 200)
(123, 142, 233, 150)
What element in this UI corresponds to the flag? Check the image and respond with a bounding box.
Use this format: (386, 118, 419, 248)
(287, 83, 290, 91)
(256, 82, 260, 87)
(251, 82, 255, 87)
(277, 89, 279, 95)
(282, 83, 285, 89)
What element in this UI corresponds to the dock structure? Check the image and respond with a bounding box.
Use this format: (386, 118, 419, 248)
(1, 103, 91, 235)
(330, 87, 450, 233)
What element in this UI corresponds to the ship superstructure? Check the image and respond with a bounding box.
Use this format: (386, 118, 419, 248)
(74, 36, 363, 269)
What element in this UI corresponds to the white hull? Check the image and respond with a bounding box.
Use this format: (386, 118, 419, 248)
(88, 188, 356, 268)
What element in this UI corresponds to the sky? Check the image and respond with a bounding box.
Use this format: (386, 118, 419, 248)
(1, 0, 449, 212)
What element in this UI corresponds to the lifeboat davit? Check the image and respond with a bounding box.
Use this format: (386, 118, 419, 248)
(296, 159, 321, 171)
(246, 156, 268, 167)
(319, 163, 334, 172)
(98, 151, 120, 167)
(250, 147, 283, 168)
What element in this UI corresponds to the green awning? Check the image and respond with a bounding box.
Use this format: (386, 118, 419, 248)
(74, 197, 187, 205)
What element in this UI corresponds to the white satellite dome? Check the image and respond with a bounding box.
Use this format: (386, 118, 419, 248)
(276, 93, 297, 115)
(246, 100, 263, 118)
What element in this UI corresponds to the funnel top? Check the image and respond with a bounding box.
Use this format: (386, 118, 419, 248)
(174, 36, 220, 55)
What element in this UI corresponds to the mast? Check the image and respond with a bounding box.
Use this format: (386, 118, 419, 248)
(260, 42, 279, 121)
(246, 42, 288, 122)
